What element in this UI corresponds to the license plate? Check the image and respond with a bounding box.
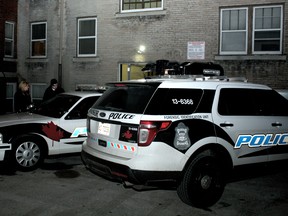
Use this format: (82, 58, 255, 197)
(98, 122, 111, 136)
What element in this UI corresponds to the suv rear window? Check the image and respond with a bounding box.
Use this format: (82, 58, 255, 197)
(145, 88, 204, 115)
(91, 83, 159, 114)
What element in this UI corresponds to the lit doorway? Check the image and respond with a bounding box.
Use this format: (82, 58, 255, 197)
(119, 63, 155, 81)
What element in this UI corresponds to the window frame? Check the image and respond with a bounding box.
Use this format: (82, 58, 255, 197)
(77, 17, 97, 57)
(120, 0, 163, 13)
(252, 5, 283, 54)
(220, 7, 248, 55)
(218, 88, 288, 116)
(5, 21, 15, 58)
(30, 21, 47, 58)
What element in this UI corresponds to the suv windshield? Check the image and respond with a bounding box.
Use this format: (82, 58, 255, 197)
(34, 94, 80, 118)
(92, 83, 159, 114)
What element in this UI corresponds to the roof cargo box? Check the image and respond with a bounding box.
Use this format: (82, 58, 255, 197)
(181, 62, 224, 76)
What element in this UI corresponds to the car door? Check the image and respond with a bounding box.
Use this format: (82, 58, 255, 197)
(212, 85, 288, 166)
(58, 96, 100, 154)
(260, 89, 288, 162)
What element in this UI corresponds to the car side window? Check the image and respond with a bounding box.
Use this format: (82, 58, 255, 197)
(66, 96, 100, 120)
(218, 88, 288, 116)
(255, 90, 288, 116)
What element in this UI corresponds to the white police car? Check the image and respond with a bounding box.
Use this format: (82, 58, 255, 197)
(81, 64, 288, 208)
(0, 91, 101, 171)
(277, 89, 288, 100)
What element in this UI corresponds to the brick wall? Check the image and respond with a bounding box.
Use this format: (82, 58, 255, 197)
(0, 0, 17, 73)
(17, 0, 288, 91)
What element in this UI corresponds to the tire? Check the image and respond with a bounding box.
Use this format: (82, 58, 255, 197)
(177, 150, 226, 208)
(12, 135, 45, 172)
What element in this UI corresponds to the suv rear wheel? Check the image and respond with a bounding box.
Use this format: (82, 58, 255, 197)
(177, 150, 225, 208)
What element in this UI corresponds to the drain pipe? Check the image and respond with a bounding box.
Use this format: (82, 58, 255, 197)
(58, 0, 64, 86)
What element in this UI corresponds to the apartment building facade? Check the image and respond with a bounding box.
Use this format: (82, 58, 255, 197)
(11, 0, 288, 103)
(0, 0, 18, 113)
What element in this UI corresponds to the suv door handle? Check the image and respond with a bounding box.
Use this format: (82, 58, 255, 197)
(272, 122, 282, 127)
(220, 122, 234, 127)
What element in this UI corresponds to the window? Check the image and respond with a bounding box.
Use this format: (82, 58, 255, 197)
(66, 96, 101, 119)
(31, 22, 47, 57)
(93, 83, 158, 114)
(6, 82, 17, 112)
(30, 83, 47, 105)
(218, 88, 288, 116)
(220, 5, 283, 55)
(35, 95, 80, 118)
(253, 5, 283, 54)
(121, 0, 163, 13)
(77, 18, 97, 57)
(220, 8, 248, 55)
(146, 89, 204, 115)
(5, 22, 14, 57)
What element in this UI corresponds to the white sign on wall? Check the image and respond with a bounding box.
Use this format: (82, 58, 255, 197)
(187, 41, 205, 60)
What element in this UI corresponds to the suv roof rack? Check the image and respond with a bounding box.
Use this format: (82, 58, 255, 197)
(145, 75, 248, 82)
(142, 61, 225, 76)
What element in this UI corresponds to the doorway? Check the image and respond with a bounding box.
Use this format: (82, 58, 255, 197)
(119, 63, 156, 81)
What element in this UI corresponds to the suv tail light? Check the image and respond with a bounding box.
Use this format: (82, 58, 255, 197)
(138, 121, 171, 146)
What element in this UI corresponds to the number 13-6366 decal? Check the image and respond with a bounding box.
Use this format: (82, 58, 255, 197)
(172, 99, 194, 105)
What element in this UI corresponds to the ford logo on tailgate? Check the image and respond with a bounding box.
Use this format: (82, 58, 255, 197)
(90, 108, 99, 117)
(100, 112, 106, 117)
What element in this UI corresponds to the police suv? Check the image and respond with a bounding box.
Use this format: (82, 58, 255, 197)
(81, 64, 288, 207)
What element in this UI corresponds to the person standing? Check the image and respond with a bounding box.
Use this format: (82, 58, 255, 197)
(14, 80, 32, 113)
(42, 78, 64, 102)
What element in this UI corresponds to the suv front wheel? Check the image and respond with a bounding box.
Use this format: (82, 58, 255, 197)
(177, 150, 225, 208)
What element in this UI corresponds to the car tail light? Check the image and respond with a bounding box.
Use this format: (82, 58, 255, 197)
(138, 121, 171, 146)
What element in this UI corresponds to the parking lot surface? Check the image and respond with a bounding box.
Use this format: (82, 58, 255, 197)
(0, 156, 287, 216)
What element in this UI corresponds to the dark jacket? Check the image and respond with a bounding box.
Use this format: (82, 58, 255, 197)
(14, 90, 32, 112)
(43, 86, 64, 102)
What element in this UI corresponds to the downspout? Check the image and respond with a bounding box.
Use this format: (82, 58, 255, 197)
(58, 0, 64, 86)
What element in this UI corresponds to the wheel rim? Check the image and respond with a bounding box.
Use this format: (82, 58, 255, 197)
(16, 141, 41, 168)
(200, 175, 213, 190)
(194, 159, 219, 191)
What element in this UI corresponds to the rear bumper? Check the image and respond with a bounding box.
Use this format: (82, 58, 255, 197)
(81, 150, 181, 185)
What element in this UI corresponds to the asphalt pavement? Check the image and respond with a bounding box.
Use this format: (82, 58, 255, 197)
(0, 155, 287, 216)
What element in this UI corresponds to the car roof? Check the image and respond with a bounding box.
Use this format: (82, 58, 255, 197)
(107, 76, 271, 90)
(157, 79, 270, 90)
(61, 91, 102, 97)
(276, 89, 288, 100)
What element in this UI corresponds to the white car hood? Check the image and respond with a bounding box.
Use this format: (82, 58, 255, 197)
(0, 112, 55, 127)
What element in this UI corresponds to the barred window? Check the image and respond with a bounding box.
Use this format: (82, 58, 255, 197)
(121, 0, 163, 12)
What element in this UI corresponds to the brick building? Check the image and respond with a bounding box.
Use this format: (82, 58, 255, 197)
(0, 0, 17, 113)
(5, 0, 288, 112)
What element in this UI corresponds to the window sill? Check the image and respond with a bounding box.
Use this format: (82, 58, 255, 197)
(215, 55, 287, 61)
(115, 10, 167, 18)
(73, 57, 100, 62)
(26, 58, 48, 63)
(3, 57, 17, 62)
